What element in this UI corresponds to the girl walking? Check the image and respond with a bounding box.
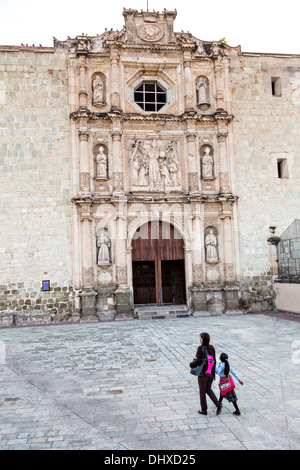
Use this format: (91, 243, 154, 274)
(216, 353, 243, 415)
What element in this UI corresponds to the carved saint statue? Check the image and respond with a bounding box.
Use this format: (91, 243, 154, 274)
(166, 141, 180, 186)
(92, 75, 104, 103)
(96, 146, 108, 179)
(205, 229, 219, 263)
(202, 147, 214, 179)
(196, 77, 209, 105)
(97, 232, 110, 265)
(147, 139, 161, 189)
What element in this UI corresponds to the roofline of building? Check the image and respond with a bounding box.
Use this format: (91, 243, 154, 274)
(0, 43, 299, 59)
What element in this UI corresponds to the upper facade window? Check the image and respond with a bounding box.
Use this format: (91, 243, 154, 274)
(134, 82, 167, 112)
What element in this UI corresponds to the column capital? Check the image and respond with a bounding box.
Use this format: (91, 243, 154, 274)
(217, 131, 228, 143)
(111, 130, 122, 140)
(186, 132, 196, 142)
(78, 200, 93, 222)
(78, 130, 89, 141)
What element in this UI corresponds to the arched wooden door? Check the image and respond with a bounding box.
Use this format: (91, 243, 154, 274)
(132, 221, 186, 306)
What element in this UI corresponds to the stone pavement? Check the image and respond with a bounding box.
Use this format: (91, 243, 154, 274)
(0, 313, 299, 450)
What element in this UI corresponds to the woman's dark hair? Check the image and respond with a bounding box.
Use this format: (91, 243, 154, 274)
(220, 352, 230, 376)
(200, 332, 210, 346)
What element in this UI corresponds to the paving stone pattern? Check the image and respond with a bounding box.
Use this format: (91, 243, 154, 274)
(0, 314, 299, 450)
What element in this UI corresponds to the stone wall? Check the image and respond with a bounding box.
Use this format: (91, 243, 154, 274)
(230, 53, 300, 310)
(0, 46, 74, 324)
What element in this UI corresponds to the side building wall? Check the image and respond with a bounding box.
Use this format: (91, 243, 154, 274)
(230, 53, 300, 311)
(0, 46, 74, 325)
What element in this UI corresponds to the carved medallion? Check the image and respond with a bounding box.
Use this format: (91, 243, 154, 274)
(137, 23, 164, 42)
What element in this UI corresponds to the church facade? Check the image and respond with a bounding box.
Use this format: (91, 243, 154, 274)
(0, 9, 299, 325)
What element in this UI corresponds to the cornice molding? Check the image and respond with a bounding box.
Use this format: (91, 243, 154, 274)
(70, 109, 234, 124)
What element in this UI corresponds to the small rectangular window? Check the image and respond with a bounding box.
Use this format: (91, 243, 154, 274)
(271, 77, 282, 97)
(277, 158, 288, 178)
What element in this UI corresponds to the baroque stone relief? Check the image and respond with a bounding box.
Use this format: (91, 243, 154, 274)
(129, 139, 181, 191)
(137, 23, 164, 42)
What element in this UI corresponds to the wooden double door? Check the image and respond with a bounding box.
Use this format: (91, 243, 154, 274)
(132, 222, 186, 306)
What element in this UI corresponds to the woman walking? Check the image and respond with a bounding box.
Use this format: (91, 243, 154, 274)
(190, 332, 223, 416)
(216, 353, 244, 415)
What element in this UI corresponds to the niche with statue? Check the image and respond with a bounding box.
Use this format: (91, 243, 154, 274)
(91, 72, 106, 105)
(96, 227, 111, 267)
(196, 76, 210, 111)
(94, 143, 109, 181)
(204, 226, 220, 284)
(200, 145, 214, 180)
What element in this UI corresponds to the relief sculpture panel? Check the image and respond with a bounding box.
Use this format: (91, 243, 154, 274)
(129, 139, 181, 192)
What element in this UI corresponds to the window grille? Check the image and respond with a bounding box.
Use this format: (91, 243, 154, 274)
(134, 82, 167, 112)
(277, 236, 300, 283)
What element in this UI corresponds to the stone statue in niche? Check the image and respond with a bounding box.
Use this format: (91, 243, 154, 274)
(196, 76, 210, 107)
(92, 75, 104, 104)
(201, 146, 214, 179)
(205, 229, 219, 263)
(97, 231, 111, 265)
(96, 146, 108, 180)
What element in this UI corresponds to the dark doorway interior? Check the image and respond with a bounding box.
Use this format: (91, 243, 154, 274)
(161, 260, 186, 305)
(132, 222, 186, 306)
(132, 261, 156, 305)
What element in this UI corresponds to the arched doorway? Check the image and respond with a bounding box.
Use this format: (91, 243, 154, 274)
(132, 221, 186, 306)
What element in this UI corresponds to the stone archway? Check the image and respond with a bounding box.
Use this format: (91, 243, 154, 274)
(131, 221, 186, 306)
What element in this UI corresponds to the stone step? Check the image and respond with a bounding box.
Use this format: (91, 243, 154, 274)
(135, 305, 191, 320)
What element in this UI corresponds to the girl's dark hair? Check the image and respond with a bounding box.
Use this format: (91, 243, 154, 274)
(200, 332, 210, 346)
(220, 352, 230, 376)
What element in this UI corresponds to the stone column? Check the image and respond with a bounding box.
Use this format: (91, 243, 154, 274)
(191, 204, 202, 283)
(78, 57, 88, 109)
(113, 196, 132, 317)
(79, 201, 97, 320)
(78, 128, 91, 196)
(221, 204, 240, 312)
(110, 49, 121, 111)
(222, 56, 231, 113)
(183, 51, 194, 113)
(190, 205, 209, 314)
(267, 229, 281, 282)
(214, 61, 225, 110)
(222, 215, 235, 284)
(186, 131, 199, 193)
(111, 117, 124, 195)
(217, 131, 231, 194)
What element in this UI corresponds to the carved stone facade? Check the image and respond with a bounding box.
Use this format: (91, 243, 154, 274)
(1, 7, 300, 323)
(67, 8, 241, 318)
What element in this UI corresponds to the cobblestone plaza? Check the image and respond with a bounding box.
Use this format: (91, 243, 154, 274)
(0, 313, 299, 450)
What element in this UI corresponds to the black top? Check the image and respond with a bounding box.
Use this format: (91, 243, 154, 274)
(189, 344, 216, 368)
